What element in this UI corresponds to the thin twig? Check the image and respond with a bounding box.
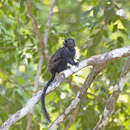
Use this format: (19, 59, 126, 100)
(26, 0, 45, 129)
(43, 0, 55, 55)
(26, 0, 55, 130)
(27, 0, 45, 54)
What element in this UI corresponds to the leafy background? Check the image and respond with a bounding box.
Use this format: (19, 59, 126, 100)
(0, 0, 130, 130)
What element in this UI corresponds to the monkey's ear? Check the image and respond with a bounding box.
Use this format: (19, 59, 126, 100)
(64, 39, 68, 47)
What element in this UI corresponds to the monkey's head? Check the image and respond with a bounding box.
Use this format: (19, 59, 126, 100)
(64, 38, 75, 48)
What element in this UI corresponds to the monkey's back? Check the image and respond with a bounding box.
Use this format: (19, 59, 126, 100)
(48, 46, 76, 73)
(48, 47, 65, 72)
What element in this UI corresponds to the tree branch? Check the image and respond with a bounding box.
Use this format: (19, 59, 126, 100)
(64, 104, 80, 130)
(49, 69, 102, 130)
(0, 91, 41, 130)
(26, 0, 55, 130)
(93, 57, 130, 130)
(0, 46, 130, 130)
(49, 69, 101, 130)
(43, 0, 55, 55)
(27, 0, 45, 54)
(26, 55, 44, 130)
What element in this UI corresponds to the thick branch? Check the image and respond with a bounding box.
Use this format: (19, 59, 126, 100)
(64, 46, 130, 77)
(93, 57, 130, 130)
(0, 46, 130, 130)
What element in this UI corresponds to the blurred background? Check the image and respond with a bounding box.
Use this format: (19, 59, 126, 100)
(0, 0, 130, 129)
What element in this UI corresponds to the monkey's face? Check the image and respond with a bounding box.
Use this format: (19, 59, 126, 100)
(64, 38, 75, 48)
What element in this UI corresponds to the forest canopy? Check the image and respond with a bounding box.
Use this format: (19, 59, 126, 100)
(0, 0, 130, 130)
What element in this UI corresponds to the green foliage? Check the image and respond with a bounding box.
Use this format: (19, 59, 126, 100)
(0, 0, 130, 129)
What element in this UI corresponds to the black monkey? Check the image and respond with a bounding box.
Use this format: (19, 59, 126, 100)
(41, 38, 78, 122)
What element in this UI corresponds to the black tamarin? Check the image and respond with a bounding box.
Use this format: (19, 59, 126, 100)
(41, 38, 78, 122)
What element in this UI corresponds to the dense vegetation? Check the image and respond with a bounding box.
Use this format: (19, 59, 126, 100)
(0, 0, 130, 130)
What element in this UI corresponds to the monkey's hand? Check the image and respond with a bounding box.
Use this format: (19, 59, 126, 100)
(74, 62, 79, 67)
(67, 66, 71, 69)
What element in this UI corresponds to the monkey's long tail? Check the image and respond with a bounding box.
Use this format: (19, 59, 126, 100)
(41, 71, 55, 123)
(41, 81, 51, 123)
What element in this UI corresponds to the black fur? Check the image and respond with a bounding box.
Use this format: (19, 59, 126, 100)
(41, 38, 78, 122)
